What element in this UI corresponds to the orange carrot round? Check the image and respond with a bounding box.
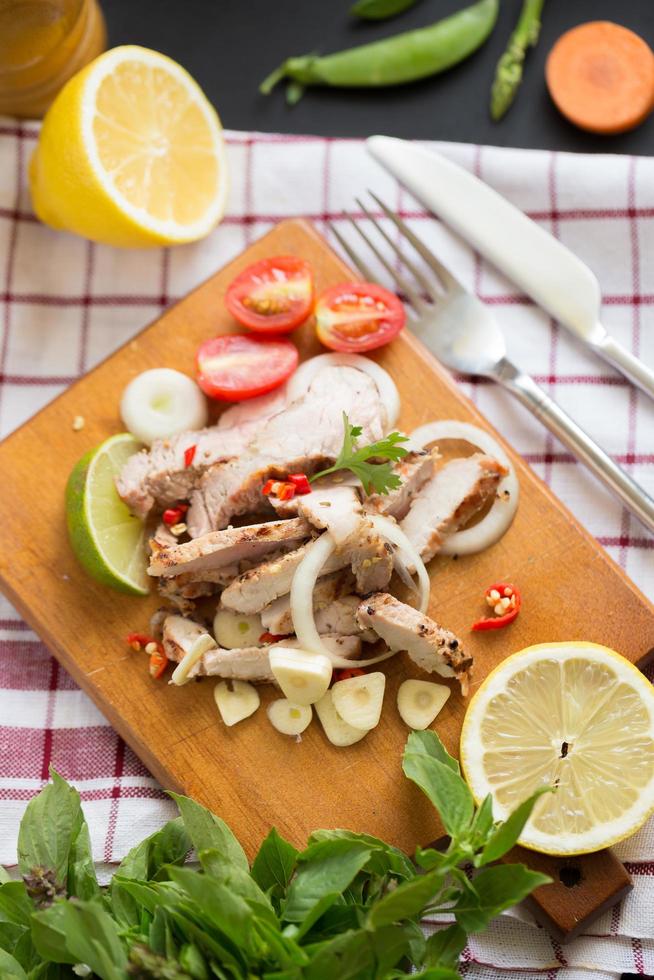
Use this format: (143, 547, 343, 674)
(546, 21, 654, 134)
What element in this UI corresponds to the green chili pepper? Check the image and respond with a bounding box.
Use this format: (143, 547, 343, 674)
(350, 0, 421, 21)
(261, 0, 499, 105)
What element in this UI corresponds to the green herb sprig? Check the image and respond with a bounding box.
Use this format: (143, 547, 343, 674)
(0, 732, 551, 979)
(311, 412, 410, 495)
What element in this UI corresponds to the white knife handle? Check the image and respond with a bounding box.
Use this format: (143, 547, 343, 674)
(597, 332, 654, 402)
(496, 359, 654, 535)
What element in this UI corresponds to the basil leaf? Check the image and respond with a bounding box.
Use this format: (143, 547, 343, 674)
(454, 864, 551, 933)
(179, 942, 210, 980)
(424, 923, 467, 968)
(167, 866, 256, 959)
(366, 869, 444, 929)
(169, 793, 248, 872)
(469, 795, 494, 849)
(35, 899, 127, 979)
(30, 903, 75, 964)
(304, 925, 409, 980)
(112, 878, 165, 916)
(251, 828, 298, 894)
(405, 731, 460, 774)
(200, 848, 272, 911)
(17, 770, 82, 889)
(0, 882, 32, 926)
(66, 819, 99, 901)
(411, 968, 462, 979)
(0, 949, 27, 979)
(283, 841, 371, 928)
(0, 922, 27, 955)
(478, 788, 552, 866)
(402, 751, 474, 839)
(254, 918, 309, 970)
(414, 847, 447, 872)
(310, 830, 415, 880)
(115, 816, 191, 881)
(0, 866, 11, 884)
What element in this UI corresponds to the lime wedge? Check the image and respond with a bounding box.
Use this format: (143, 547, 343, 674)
(66, 433, 150, 595)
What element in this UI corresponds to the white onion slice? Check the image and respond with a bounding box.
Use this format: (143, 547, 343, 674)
(290, 533, 397, 669)
(120, 368, 208, 446)
(287, 353, 400, 428)
(368, 514, 430, 614)
(170, 634, 217, 686)
(411, 420, 519, 556)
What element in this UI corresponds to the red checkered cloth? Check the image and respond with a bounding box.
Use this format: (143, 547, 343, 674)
(1, 122, 653, 979)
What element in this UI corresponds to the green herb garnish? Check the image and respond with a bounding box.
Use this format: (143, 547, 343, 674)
(311, 412, 410, 495)
(1, 731, 551, 978)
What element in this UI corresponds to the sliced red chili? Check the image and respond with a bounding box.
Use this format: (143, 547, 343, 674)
(259, 631, 288, 644)
(288, 473, 311, 495)
(184, 445, 197, 468)
(472, 582, 521, 631)
(126, 632, 153, 652)
(333, 667, 366, 682)
(277, 482, 296, 501)
(261, 479, 276, 497)
(163, 507, 183, 526)
(149, 644, 168, 679)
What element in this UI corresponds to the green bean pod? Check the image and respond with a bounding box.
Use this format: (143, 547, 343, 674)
(261, 0, 499, 104)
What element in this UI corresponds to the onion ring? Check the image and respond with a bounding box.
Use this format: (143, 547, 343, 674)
(368, 514, 430, 613)
(287, 353, 400, 428)
(290, 533, 397, 669)
(411, 420, 519, 556)
(170, 634, 217, 686)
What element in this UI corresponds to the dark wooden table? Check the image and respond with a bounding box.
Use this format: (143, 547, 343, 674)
(102, 0, 654, 154)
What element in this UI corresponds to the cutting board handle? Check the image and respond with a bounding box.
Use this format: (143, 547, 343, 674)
(506, 846, 632, 943)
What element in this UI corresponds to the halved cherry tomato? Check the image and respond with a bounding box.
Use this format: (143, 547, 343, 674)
(225, 256, 314, 333)
(196, 334, 298, 402)
(315, 281, 406, 353)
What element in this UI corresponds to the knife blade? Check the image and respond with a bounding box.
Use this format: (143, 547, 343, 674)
(367, 135, 654, 402)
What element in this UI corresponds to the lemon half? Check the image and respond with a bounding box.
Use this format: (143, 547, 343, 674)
(461, 642, 654, 855)
(30, 45, 228, 247)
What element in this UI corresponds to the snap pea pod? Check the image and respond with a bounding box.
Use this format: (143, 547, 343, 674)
(261, 0, 499, 105)
(350, 0, 421, 21)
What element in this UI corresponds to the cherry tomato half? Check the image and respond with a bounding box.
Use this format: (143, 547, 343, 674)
(225, 256, 314, 333)
(315, 281, 406, 353)
(196, 334, 298, 402)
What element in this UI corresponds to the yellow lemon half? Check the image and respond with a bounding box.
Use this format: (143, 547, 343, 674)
(30, 45, 228, 247)
(460, 641, 654, 855)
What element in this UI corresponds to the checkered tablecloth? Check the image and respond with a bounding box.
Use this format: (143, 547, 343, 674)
(0, 121, 653, 978)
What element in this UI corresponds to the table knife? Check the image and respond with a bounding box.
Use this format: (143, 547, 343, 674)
(367, 135, 654, 402)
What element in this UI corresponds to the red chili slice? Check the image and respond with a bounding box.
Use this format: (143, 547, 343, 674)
(315, 281, 406, 353)
(196, 334, 299, 402)
(225, 256, 314, 334)
(471, 583, 521, 631)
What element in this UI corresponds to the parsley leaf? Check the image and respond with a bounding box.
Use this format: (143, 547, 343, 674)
(311, 412, 409, 495)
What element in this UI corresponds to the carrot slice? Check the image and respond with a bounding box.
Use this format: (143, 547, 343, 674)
(546, 21, 654, 134)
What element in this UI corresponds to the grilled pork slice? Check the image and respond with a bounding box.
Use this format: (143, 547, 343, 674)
(162, 615, 361, 682)
(260, 571, 354, 635)
(149, 518, 311, 579)
(356, 593, 472, 691)
(366, 450, 438, 520)
(297, 485, 362, 544)
(401, 454, 506, 563)
(187, 366, 386, 536)
(221, 542, 350, 614)
(116, 423, 260, 520)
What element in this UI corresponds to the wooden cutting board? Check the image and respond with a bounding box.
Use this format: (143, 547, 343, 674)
(1, 219, 652, 941)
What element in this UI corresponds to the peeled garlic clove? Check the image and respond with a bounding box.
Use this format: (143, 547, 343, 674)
(331, 671, 386, 731)
(213, 608, 263, 649)
(397, 679, 450, 730)
(269, 647, 332, 706)
(314, 690, 367, 747)
(267, 698, 312, 736)
(214, 680, 260, 727)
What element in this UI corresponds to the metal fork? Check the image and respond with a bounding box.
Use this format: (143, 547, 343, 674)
(330, 193, 654, 536)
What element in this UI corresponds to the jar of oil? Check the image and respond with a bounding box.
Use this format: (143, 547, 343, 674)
(0, 0, 106, 118)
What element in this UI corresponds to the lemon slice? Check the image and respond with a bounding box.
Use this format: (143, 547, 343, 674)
(30, 45, 228, 247)
(66, 433, 149, 595)
(461, 642, 654, 855)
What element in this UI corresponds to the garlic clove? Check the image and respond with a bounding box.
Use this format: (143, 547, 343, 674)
(267, 698, 312, 736)
(331, 671, 386, 731)
(397, 678, 450, 730)
(314, 690, 367, 747)
(214, 679, 260, 726)
(269, 646, 332, 706)
(213, 608, 263, 649)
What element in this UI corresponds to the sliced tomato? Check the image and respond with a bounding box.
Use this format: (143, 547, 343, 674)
(225, 256, 314, 333)
(315, 281, 406, 353)
(196, 334, 298, 402)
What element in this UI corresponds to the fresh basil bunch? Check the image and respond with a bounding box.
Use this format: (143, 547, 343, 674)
(0, 732, 550, 979)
